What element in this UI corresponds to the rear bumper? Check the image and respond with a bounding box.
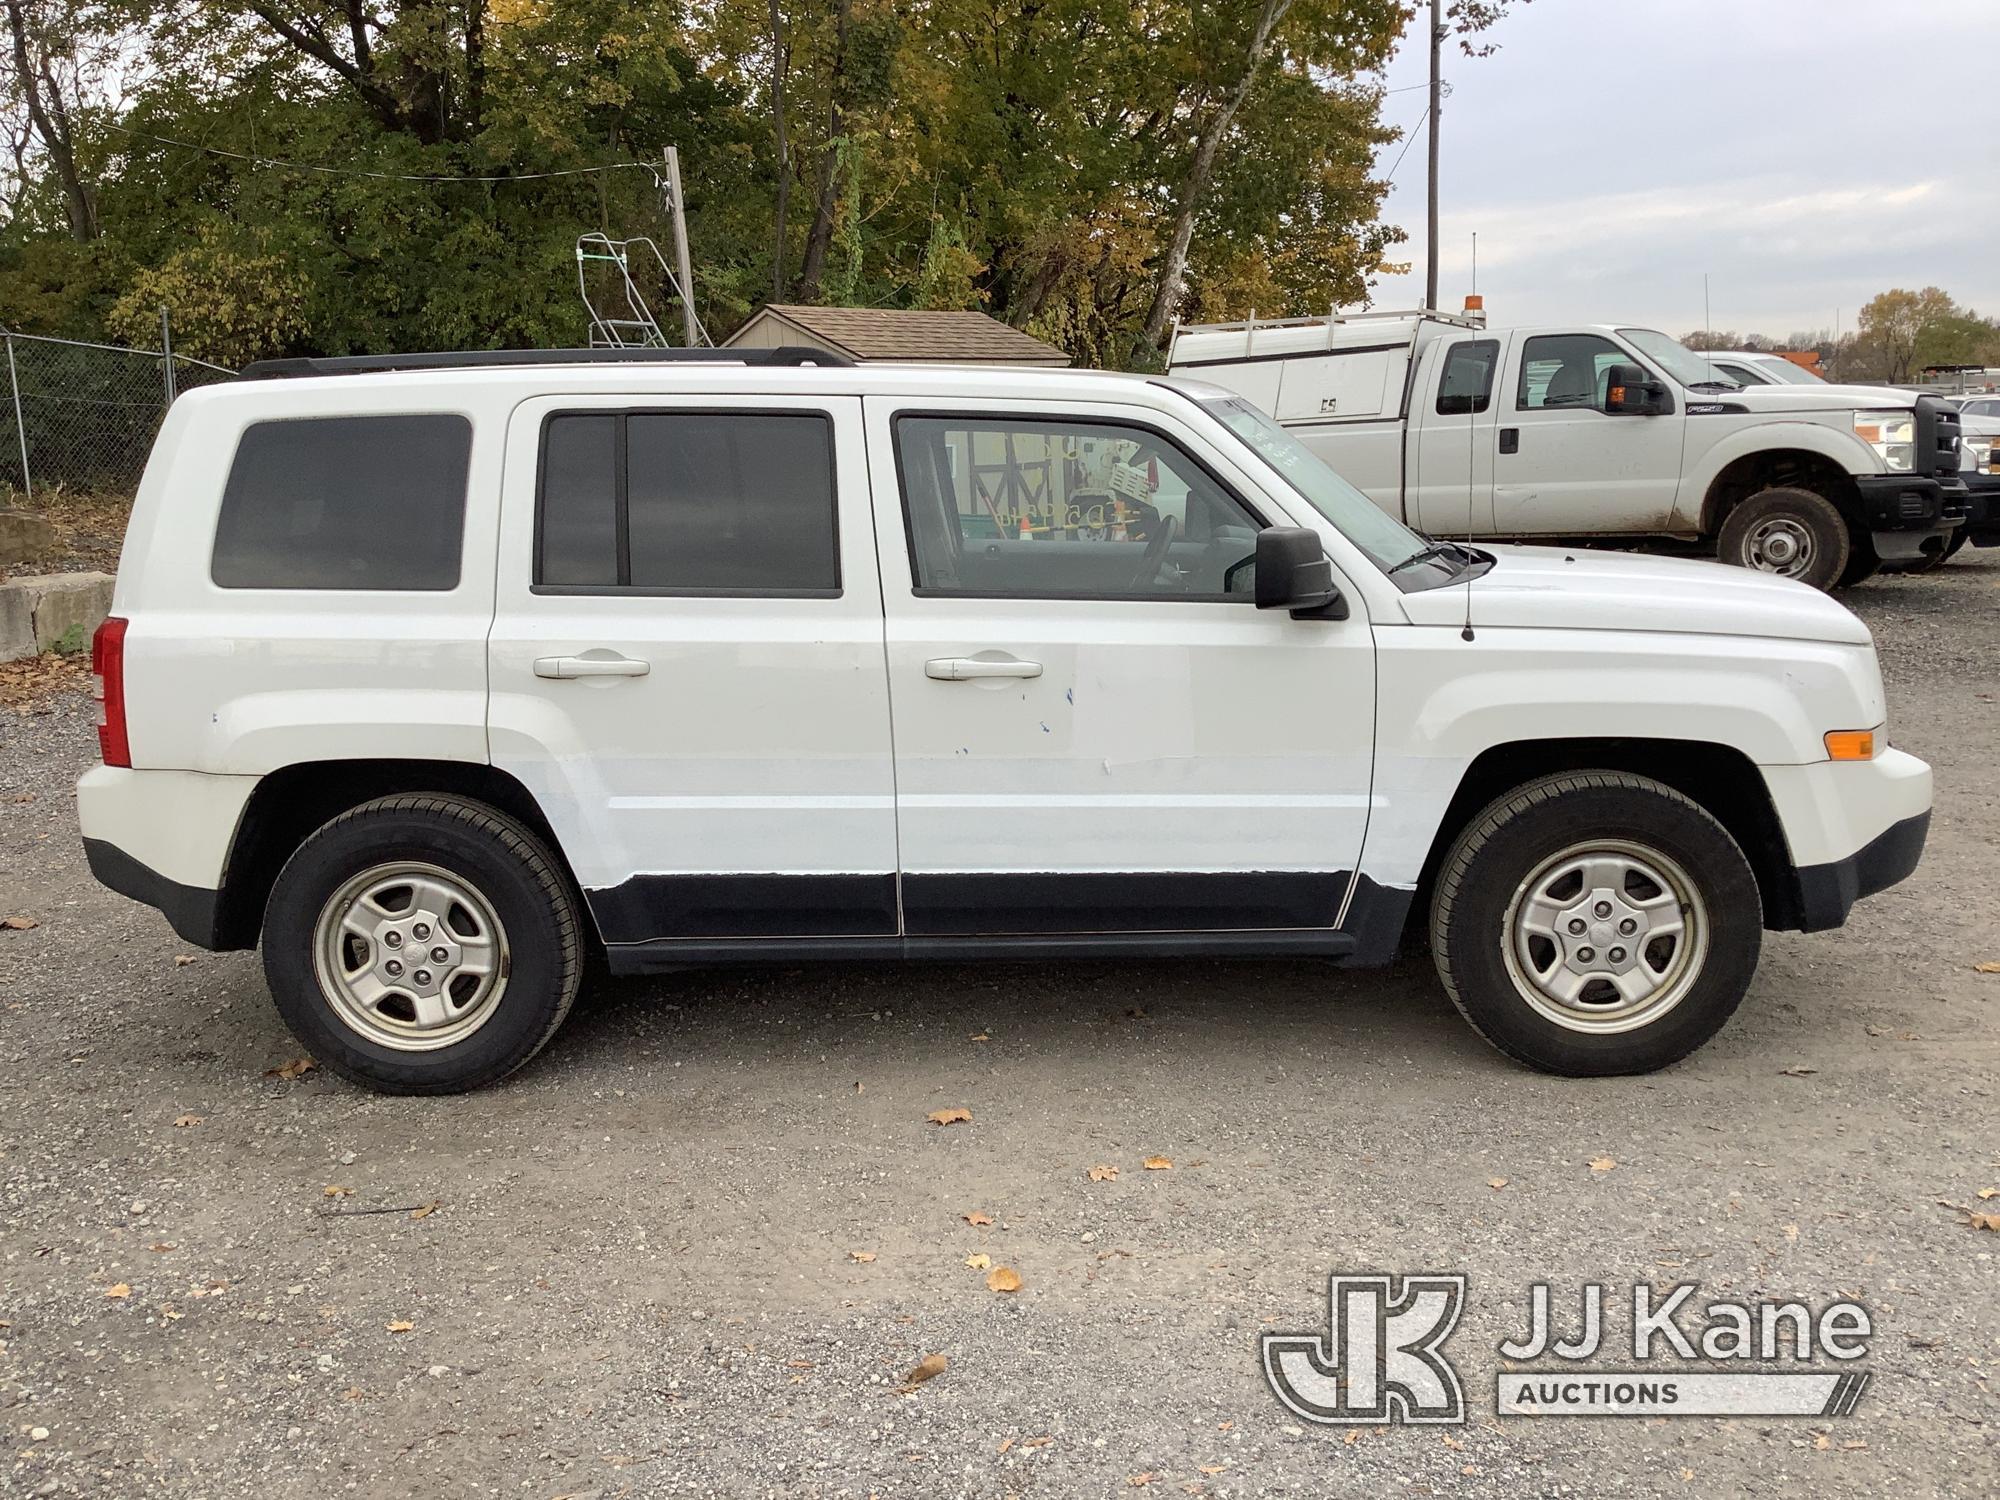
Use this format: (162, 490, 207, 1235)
(83, 837, 227, 949)
(77, 766, 257, 949)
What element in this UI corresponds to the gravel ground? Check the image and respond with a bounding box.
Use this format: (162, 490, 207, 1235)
(2, 555, 1997, 1499)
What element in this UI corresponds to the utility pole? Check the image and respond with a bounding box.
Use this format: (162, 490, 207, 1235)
(664, 146, 699, 347)
(1425, 0, 1443, 312)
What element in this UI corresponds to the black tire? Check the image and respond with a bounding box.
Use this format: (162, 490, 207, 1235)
(1896, 528, 1970, 573)
(1429, 772, 1761, 1077)
(1835, 539, 1882, 588)
(1716, 486, 1850, 591)
(262, 795, 583, 1094)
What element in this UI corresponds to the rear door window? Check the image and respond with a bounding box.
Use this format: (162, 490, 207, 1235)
(211, 414, 471, 590)
(536, 410, 839, 594)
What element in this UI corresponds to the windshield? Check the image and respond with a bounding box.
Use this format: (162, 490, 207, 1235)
(1618, 328, 1740, 389)
(1754, 357, 1825, 385)
(1198, 394, 1428, 573)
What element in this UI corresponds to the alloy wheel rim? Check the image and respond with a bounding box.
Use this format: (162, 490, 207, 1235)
(1501, 839, 1707, 1035)
(312, 861, 509, 1051)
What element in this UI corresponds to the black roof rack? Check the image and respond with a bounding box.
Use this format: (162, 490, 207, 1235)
(238, 345, 854, 379)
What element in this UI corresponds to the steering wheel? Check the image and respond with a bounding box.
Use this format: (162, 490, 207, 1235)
(1128, 512, 1179, 590)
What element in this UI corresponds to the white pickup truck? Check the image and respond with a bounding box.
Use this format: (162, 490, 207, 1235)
(1168, 309, 1968, 591)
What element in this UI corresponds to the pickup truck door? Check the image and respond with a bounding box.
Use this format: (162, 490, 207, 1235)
(1411, 334, 1501, 535)
(862, 396, 1376, 945)
(1491, 331, 1687, 535)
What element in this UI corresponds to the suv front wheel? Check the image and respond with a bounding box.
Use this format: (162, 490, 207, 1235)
(262, 795, 583, 1093)
(1430, 772, 1761, 1076)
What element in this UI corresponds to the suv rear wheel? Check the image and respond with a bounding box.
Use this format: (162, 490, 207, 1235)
(1717, 486, 1849, 591)
(262, 795, 582, 1093)
(1430, 772, 1761, 1076)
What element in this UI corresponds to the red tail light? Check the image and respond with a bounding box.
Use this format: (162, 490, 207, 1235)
(91, 615, 130, 767)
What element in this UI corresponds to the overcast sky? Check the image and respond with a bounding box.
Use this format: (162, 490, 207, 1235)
(1364, 0, 2000, 340)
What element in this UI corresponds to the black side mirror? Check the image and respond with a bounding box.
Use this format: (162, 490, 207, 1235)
(1255, 527, 1347, 619)
(1603, 363, 1669, 415)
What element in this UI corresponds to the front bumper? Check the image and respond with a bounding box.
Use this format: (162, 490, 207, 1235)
(1760, 748, 1933, 932)
(1959, 471, 2000, 544)
(1791, 810, 1930, 932)
(1855, 473, 1968, 532)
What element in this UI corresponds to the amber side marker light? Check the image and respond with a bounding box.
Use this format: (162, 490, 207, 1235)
(1824, 730, 1876, 761)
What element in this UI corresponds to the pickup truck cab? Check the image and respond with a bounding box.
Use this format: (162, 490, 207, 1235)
(1168, 309, 1967, 591)
(79, 349, 1931, 1092)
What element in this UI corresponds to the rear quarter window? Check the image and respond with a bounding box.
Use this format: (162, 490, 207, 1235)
(211, 413, 472, 590)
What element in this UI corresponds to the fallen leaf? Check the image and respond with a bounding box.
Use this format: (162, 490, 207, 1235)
(1779, 1066, 1818, 1078)
(965, 1253, 992, 1271)
(1974, 961, 2000, 974)
(1841, 1439, 1868, 1451)
(985, 1265, 1022, 1294)
(146, 1243, 174, 1252)
(1968, 1213, 2000, 1232)
(409, 1200, 440, 1221)
(1022, 1436, 1053, 1449)
(1814, 1433, 1831, 1451)
(849, 1250, 877, 1263)
(1588, 1157, 1618, 1173)
(1978, 1188, 1999, 1200)
(265, 1057, 317, 1081)
(963, 1211, 994, 1226)
(1344, 1430, 1361, 1445)
(997, 1438, 1014, 1454)
(1199, 1464, 1226, 1476)
(1, 915, 38, 930)
(1143, 1156, 1173, 1171)
(970, 1031, 991, 1042)
(1088, 1164, 1119, 1182)
(173, 954, 195, 967)
(323, 1185, 353, 1199)
(926, 1107, 972, 1126)
(1681, 1469, 1695, 1482)
(1487, 1177, 1508, 1190)
(104, 1283, 131, 1299)
(172, 1113, 204, 1129)
(854, 1081, 864, 1093)
(385, 1320, 414, 1333)
(1441, 1435, 1464, 1449)
(1128, 1473, 1156, 1487)
(903, 1352, 947, 1387)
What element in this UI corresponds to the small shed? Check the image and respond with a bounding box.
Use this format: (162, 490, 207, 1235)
(724, 304, 1069, 367)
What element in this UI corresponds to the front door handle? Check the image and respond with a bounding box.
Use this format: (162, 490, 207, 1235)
(534, 654, 651, 680)
(925, 657, 1043, 681)
(1498, 427, 1520, 454)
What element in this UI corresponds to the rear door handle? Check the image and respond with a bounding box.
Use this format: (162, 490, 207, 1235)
(925, 657, 1043, 681)
(534, 654, 651, 679)
(1499, 427, 1520, 454)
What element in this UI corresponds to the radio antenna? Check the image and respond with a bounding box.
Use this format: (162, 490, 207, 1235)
(1461, 234, 1478, 642)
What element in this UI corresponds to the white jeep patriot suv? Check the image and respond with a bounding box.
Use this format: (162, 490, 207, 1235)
(78, 348, 1933, 1093)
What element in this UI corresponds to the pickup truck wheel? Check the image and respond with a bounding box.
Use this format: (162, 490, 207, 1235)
(262, 795, 583, 1094)
(1430, 772, 1761, 1076)
(1717, 487, 1849, 591)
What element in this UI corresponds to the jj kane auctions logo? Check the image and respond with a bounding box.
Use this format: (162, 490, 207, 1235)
(1262, 1274, 1874, 1423)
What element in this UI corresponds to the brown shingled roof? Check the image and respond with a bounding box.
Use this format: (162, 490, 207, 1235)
(728, 304, 1070, 365)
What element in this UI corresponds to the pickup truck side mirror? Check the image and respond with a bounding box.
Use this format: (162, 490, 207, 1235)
(1255, 527, 1348, 619)
(1603, 363, 1670, 416)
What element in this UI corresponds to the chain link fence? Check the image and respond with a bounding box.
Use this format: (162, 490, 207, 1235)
(0, 329, 235, 498)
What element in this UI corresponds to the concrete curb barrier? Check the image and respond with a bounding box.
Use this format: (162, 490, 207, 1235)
(0, 571, 116, 662)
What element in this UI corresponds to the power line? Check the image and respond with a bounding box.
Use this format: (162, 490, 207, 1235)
(102, 121, 664, 188)
(1381, 105, 1429, 186)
